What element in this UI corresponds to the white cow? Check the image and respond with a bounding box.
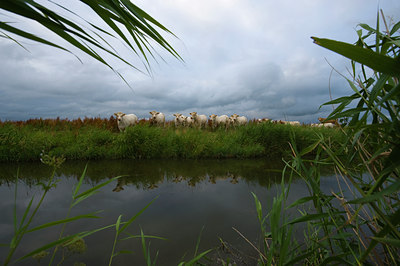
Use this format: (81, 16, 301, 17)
(173, 113, 185, 127)
(114, 112, 138, 132)
(257, 118, 271, 124)
(230, 114, 248, 126)
(184, 116, 194, 127)
(286, 121, 301, 126)
(189, 112, 208, 128)
(209, 114, 230, 129)
(313, 123, 334, 128)
(149, 111, 165, 127)
(229, 116, 236, 125)
(279, 120, 300, 126)
(321, 122, 335, 128)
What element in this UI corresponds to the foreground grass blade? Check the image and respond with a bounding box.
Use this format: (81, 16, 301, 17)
(118, 196, 158, 234)
(371, 237, 400, 248)
(0, 0, 183, 76)
(15, 234, 79, 263)
(26, 212, 101, 233)
(72, 175, 122, 207)
(72, 163, 88, 198)
(121, 233, 167, 241)
(179, 249, 212, 266)
(311, 37, 400, 76)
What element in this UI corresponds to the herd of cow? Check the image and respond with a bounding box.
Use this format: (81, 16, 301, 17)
(114, 111, 338, 132)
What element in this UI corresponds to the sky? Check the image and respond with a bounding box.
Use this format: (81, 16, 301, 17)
(1, 0, 399, 123)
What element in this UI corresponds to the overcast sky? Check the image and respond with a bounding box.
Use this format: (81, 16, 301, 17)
(1, 0, 399, 123)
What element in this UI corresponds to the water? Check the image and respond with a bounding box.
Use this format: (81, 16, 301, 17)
(0, 159, 337, 265)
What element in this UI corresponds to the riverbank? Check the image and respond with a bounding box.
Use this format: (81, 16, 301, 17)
(0, 118, 345, 162)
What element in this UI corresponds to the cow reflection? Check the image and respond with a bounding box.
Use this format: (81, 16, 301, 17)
(112, 177, 159, 192)
(228, 173, 239, 184)
(112, 171, 241, 191)
(208, 173, 240, 184)
(112, 177, 126, 192)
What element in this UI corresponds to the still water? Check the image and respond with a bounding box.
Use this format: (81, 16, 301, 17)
(0, 159, 339, 265)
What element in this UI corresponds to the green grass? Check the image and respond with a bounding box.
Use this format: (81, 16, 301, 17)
(0, 121, 345, 162)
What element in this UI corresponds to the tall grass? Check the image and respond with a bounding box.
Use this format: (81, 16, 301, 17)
(249, 11, 400, 265)
(0, 120, 345, 162)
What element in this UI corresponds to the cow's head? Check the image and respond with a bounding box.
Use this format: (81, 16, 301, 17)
(114, 112, 126, 122)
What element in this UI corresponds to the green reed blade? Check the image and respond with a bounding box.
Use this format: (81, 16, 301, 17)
(119, 196, 158, 234)
(73, 175, 122, 207)
(115, 214, 122, 232)
(180, 249, 213, 266)
(15, 234, 79, 263)
(73, 163, 88, 198)
(17, 196, 34, 232)
(311, 37, 400, 76)
(371, 237, 400, 248)
(286, 196, 316, 209)
(348, 180, 400, 204)
(286, 212, 342, 226)
(26, 212, 101, 233)
(121, 232, 167, 241)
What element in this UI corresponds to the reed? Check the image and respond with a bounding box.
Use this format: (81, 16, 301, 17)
(248, 11, 400, 265)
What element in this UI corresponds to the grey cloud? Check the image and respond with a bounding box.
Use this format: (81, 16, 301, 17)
(1, 1, 399, 122)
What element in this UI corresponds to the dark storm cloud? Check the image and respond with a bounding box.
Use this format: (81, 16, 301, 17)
(1, 0, 399, 122)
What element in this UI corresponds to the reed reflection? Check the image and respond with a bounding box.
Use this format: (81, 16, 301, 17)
(0, 159, 287, 190)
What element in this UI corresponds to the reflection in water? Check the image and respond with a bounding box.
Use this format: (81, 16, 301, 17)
(0, 159, 286, 190)
(0, 159, 337, 265)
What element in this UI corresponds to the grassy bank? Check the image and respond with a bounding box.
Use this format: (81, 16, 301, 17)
(0, 119, 345, 162)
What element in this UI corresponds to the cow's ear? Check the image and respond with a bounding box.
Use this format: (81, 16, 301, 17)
(114, 113, 118, 116)
(156, 112, 160, 115)
(149, 112, 152, 114)
(122, 113, 126, 117)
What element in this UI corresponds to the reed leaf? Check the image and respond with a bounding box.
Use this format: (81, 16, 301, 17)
(320, 254, 353, 265)
(26, 212, 101, 233)
(286, 196, 316, 209)
(180, 249, 213, 266)
(0, 0, 183, 77)
(15, 234, 79, 263)
(72, 175, 122, 207)
(72, 163, 88, 198)
(371, 237, 400, 248)
(115, 214, 122, 232)
(348, 180, 400, 204)
(0, 21, 70, 52)
(118, 196, 158, 234)
(121, 233, 167, 241)
(311, 37, 400, 76)
(13, 169, 19, 235)
(286, 212, 340, 225)
(300, 140, 321, 156)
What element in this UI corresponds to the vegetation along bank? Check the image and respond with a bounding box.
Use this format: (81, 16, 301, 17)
(0, 117, 345, 162)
